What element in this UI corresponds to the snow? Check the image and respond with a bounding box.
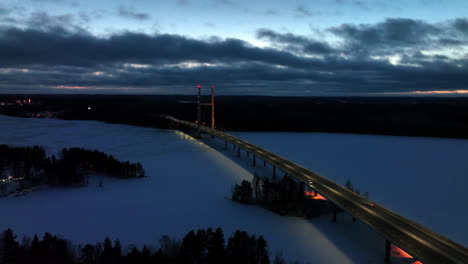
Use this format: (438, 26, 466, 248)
(230, 131, 468, 247)
(2, 115, 464, 263)
(0, 115, 385, 263)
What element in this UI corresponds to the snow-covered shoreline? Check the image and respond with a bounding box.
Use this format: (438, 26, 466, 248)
(0, 115, 466, 263)
(230, 131, 468, 247)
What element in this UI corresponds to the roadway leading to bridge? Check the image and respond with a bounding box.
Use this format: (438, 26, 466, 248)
(164, 116, 468, 264)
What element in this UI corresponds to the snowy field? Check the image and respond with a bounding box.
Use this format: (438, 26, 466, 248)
(0, 115, 466, 263)
(230, 131, 468, 247)
(0, 115, 386, 264)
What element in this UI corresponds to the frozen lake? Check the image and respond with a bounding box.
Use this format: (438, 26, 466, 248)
(231, 131, 468, 246)
(0, 115, 466, 264)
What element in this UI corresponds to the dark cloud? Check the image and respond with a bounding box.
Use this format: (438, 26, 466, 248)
(331, 18, 438, 48)
(453, 18, 468, 35)
(329, 18, 468, 56)
(0, 17, 467, 95)
(0, 27, 325, 70)
(118, 6, 150, 21)
(24, 11, 85, 33)
(257, 29, 334, 55)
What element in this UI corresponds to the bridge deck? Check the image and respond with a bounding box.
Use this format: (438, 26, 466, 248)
(165, 116, 468, 264)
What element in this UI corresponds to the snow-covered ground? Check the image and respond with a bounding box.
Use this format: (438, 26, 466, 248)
(0, 115, 386, 263)
(1, 115, 465, 263)
(230, 131, 468, 247)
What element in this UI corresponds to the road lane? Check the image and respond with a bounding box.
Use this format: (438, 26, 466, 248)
(165, 116, 468, 264)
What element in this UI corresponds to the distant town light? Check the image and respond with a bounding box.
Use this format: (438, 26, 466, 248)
(88, 107, 92, 110)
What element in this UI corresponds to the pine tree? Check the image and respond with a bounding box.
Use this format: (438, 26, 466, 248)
(101, 237, 113, 264)
(81, 244, 95, 264)
(207, 228, 225, 264)
(30, 234, 40, 262)
(239, 180, 253, 203)
(253, 173, 261, 200)
(1, 228, 20, 264)
(256, 236, 270, 264)
(141, 246, 152, 264)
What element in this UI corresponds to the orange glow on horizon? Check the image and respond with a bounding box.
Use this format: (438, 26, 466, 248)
(412, 90, 468, 95)
(304, 191, 327, 200)
(55, 85, 90, 89)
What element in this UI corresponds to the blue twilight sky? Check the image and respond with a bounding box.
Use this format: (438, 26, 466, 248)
(0, 0, 468, 95)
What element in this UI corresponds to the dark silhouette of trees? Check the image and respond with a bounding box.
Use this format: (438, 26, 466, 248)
(232, 175, 330, 218)
(1, 228, 21, 264)
(1, 228, 277, 264)
(206, 228, 225, 264)
(80, 244, 95, 264)
(0, 145, 146, 192)
(1, 229, 73, 264)
(226, 230, 270, 264)
(345, 179, 368, 198)
(232, 180, 253, 204)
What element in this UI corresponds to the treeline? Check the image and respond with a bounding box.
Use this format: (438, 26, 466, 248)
(344, 179, 369, 198)
(3, 94, 468, 139)
(0, 145, 145, 187)
(0, 145, 48, 181)
(0, 228, 282, 264)
(232, 174, 329, 218)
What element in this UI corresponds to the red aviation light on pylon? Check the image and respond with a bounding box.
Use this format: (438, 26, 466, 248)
(197, 85, 201, 89)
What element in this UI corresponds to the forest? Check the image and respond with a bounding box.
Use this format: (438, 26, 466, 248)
(0, 145, 145, 192)
(0, 227, 283, 264)
(232, 174, 331, 218)
(1, 94, 468, 139)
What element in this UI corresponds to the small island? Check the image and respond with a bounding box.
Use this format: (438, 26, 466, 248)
(0, 145, 145, 196)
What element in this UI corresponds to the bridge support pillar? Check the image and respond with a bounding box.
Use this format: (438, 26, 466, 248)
(313, 190, 317, 197)
(225, 141, 227, 150)
(384, 240, 390, 263)
(247, 152, 249, 157)
(263, 160, 266, 167)
(253, 156, 256, 167)
(332, 209, 337, 223)
(237, 148, 240, 157)
(273, 166, 276, 179)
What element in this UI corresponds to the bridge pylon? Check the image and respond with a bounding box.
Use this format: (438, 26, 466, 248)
(196, 84, 216, 137)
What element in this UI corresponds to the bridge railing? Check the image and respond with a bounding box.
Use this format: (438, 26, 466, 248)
(163, 115, 468, 264)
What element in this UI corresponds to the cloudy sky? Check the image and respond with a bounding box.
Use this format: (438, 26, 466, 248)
(1, 0, 467, 95)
